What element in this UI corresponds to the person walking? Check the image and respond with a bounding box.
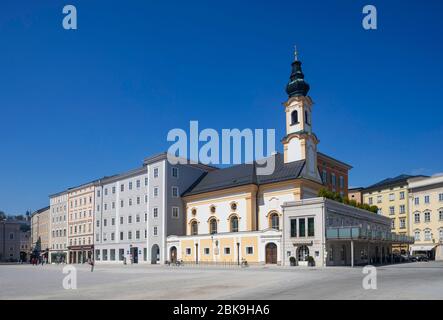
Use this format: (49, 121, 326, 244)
(88, 258, 94, 272)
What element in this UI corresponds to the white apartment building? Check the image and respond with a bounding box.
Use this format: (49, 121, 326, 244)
(48, 191, 69, 263)
(94, 153, 215, 264)
(94, 167, 149, 263)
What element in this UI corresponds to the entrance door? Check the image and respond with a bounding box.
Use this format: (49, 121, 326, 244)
(170, 246, 177, 263)
(132, 247, 139, 264)
(265, 243, 277, 264)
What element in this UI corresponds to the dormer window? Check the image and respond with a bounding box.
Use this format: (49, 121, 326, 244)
(291, 110, 298, 125)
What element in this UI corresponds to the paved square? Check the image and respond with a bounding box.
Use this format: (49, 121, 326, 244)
(0, 262, 442, 299)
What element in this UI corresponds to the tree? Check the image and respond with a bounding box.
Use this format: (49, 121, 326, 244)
(0, 211, 6, 221)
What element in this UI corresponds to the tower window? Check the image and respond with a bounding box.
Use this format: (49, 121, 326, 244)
(291, 110, 298, 125)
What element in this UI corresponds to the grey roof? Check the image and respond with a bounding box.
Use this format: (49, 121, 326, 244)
(183, 153, 308, 196)
(365, 174, 427, 191)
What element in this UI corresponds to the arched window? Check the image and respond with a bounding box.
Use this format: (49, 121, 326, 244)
(230, 216, 239, 232)
(291, 110, 298, 125)
(269, 212, 279, 230)
(414, 230, 421, 241)
(191, 220, 198, 235)
(209, 218, 217, 234)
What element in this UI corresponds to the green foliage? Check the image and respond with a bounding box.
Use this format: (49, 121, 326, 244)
(307, 256, 315, 266)
(0, 211, 6, 221)
(317, 188, 379, 214)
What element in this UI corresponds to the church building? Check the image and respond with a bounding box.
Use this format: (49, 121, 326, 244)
(166, 52, 359, 265)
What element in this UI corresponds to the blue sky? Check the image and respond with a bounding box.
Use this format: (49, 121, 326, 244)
(1, 0, 442, 214)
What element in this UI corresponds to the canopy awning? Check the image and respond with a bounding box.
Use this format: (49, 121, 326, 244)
(409, 245, 437, 252)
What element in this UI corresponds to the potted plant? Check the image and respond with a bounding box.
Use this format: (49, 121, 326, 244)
(307, 256, 315, 267)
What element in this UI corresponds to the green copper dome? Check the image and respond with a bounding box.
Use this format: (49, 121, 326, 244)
(285, 60, 310, 97)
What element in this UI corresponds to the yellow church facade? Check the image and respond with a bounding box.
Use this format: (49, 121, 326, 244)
(167, 178, 322, 265)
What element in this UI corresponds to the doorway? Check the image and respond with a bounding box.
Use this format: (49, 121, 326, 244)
(131, 247, 139, 264)
(170, 246, 177, 263)
(151, 244, 160, 264)
(265, 243, 277, 264)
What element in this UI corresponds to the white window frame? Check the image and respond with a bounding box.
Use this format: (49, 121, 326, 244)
(172, 207, 179, 219)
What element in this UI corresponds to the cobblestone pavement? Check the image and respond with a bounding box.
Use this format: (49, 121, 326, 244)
(0, 261, 442, 299)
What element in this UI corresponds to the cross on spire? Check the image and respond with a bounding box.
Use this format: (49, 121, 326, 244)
(294, 45, 298, 61)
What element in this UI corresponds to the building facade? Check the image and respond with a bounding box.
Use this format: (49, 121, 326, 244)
(93, 155, 214, 264)
(143, 154, 214, 264)
(1, 221, 23, 262)
(67, 182, 96, 263)
(317, 152, 352, 198)
(348, 187, 363, 204)
(30, 206, 50, 260)
(48, 192, 68, 263)
(362, 175, 422, 254)
(408, 175, 443, 260)
(282, 198, 412, 267)
(94, 167, 149, 264)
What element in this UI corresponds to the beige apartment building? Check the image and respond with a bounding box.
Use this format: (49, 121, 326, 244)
(67, 181, 97, 263)
(362, 175, 421, 254)
(31, 206, 50, 260)
(408, 175, 443, 260)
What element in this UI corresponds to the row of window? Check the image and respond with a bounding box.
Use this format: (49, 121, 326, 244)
(388, 205, 406, 215)
(52, 215, 67, 223)
(52, 243, 67, 250)
(69, 237, 92, 246)
(52, 229, 67, 238)
(189, 213, 283, 236)
(70, 196, 93, 208)
(290, 109, 310, 126)
(52, 205, 67, 213)
(97, 195, 148, 212)
(70, 210, 92, 220)
(97, 229, 148, 242)
(321, 170, 345, 189)
(184, 246, 254, 256)
(414, 229, 443, 241)
(96, 167, 179, 198)
(391, 218, 406, 229)
(95, 248, 148, 261)
(98, 178, 148, 197)
(69, 223, 92, 235)
(290, 217, 315, 237)
(414, 194, 443, 205)
(368, 191, 406, 205)
(414, 210, 443, 223)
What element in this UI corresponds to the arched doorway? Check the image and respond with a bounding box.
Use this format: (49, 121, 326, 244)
(170, 246, 177, 263)
(297, 245, 310, 262)
(151, 244, 160, 264)
(265, 243, 277, 264)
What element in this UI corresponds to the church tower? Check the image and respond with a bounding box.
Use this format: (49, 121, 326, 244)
(282, 49, 320, 181)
